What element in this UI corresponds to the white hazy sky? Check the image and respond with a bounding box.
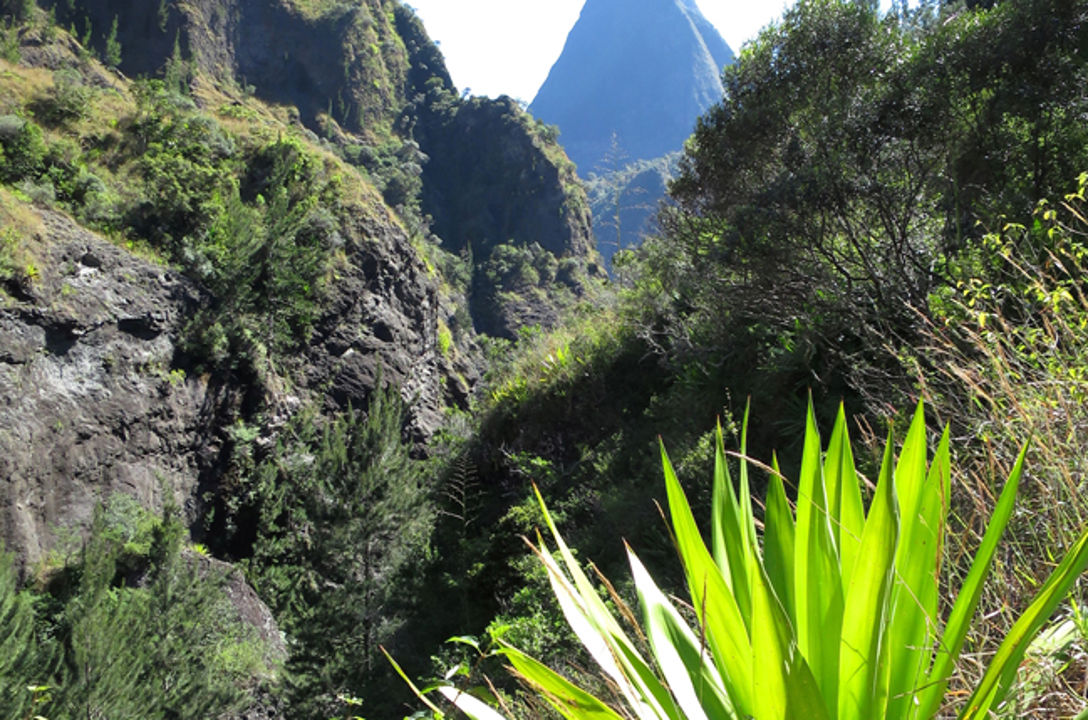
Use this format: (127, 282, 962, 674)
(402, 1, 793, 103)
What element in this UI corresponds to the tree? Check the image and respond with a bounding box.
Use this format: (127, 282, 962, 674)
(35, 498, 269, 719)
(104, 15, 121, 68)
(670, 0, 939, 315)
(246, 384, 435, 718)
(0, 549, 50, 719)
(630, 0, 1088, 408)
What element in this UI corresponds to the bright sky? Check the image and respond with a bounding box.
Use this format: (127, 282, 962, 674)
(402, 1, 792, 103)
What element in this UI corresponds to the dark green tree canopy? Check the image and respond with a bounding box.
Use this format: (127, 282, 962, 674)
(633, 0, 1088, 396)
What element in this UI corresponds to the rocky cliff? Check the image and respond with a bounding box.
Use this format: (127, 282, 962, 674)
(0, 0, 599, 562)
(0, 202, 207, 568)
(50, 0, 416, 134)
(0, 2, 605, 712)
(0, 186, 447, 569)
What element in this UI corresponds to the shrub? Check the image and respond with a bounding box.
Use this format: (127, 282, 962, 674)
(395, 401, 1088, 720)
(0, 225, 37, 293)
(103, 16, 121, 68)
(437, 320, 453, 357)
(0, 546, 49, 718)
(0, 226, 21, 282)
(36, 69, 92, 125)
(1, 497, 274, 719)
(17, 176, 54, 204)
(0, 18, 20, 62)
(241, 387, 434, 718)
(0, 115, 46, 184)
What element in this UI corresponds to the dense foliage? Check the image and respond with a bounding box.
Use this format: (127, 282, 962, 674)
(410, 1, 1088, 716)
(635, 0, 1088, 413)
(0, 0, 599, 714)
(412, 403, 1088, 720)
(0, 498, 272, 719)
(0, 74, 343, 371)
(239, 385, 435, 718)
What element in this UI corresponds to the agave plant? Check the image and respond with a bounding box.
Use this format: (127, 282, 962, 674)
(391, 401, 1088, 719)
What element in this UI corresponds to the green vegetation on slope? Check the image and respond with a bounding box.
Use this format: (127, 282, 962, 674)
(647, 0, 1088, 413)
(240, 384, 436, 717)
(0, 62, 352, 371)
(0, 1, 603, 716)
(410, 402, 1088, 720)
(4, 0, 1088, 718)
(399, 1, 1088, 717)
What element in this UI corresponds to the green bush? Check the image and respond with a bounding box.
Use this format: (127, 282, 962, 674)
(0, 547, 51, 719)
(0, 17, 20, 62)
(482, 243, 559, 292)
(438, 321, 453, 357)
(0, 115, 46, 184)
(125, 93, 332, 363)
(103, 15, 121, 68)
(901, 173, 1088, 709)
(0, 227, 18, 282)
(241, 386, 435, 718)
(36, 68, 93, 124)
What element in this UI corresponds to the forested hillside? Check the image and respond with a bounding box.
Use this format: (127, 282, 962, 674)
(2, 0, 1088, 718)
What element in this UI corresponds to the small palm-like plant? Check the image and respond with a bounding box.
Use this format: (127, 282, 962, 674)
(392, 401, 1088, 720)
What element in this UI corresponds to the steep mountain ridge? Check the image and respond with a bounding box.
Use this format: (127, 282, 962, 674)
(530, 0, 733, 174)
(414, 93, 599, 337)
(49, 0, 417, 135)
(45, 0, 600, 333)
(0, 0, 598, 713)
(529, 0, 733, 268)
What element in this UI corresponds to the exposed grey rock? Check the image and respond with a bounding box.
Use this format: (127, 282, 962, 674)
(0, 208, 208, 570)
(51, 0, 415, 132)
(14, 23, 122, 89)
(304, 203, 453, 442)
(0, 202, 463, 569)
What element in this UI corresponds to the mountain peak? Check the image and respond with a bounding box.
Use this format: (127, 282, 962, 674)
(529, 0, 734, 175)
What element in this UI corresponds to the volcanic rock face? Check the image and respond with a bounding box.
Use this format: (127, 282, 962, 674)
(0, 199, 456, 567)
(48, 0, 417, 131)
(0, 208, 208, 568)
(529, 0, 734, 176)
(303, 201, 448, 442)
